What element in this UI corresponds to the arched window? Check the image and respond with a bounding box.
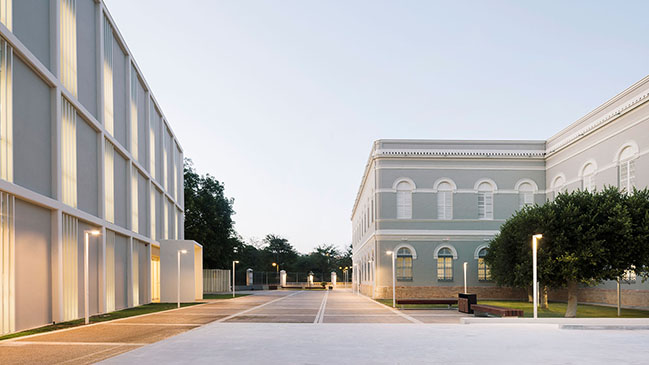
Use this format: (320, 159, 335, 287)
(618, 146, 636, 192)
(518, 182, 535, 209)
(477, 182, 494, 220)
(552, 175, 566, 200)
(396, 247, 413, 281)
(437, 247, 453, 281)
(477, 248, 491, 281)
(581, 163, 596, 192)
(437, 181, 453, 220)
(396, 181, 413, 219)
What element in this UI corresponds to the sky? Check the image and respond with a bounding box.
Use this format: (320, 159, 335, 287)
(105, 0, 649, 253)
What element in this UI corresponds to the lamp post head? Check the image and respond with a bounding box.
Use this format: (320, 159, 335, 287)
(180, 249, 188, 254)
(533, 234, 543, 240)
(339, 266, 342, 270)
(386, 250, 393, 256)
(85, 230, 101, 236)
(272, 262, 277, 267)
(233, 260, 239, 264)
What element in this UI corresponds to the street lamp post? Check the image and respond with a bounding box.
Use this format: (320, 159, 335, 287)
(232, 260, 239, 298)
(532, 234, 543, 319)
(84, 230, 100, 325)
(272, 262, 279, 285)
(177, 249, 188, 308)
(386, 251, 395, 308)
(463, 262, 468, 294)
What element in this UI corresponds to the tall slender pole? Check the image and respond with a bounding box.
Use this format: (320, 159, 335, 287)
(232, 261, 236, 298)
(177, 251, 181, 308)
(463, 262, 467, 294)
(391, 253, 396, 308)
(84, 232, 89, 325)
(617, 277, 621, 317)
(532, 235, 541, 319)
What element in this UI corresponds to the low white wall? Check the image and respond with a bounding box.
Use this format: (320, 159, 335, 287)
(160, 240, 203, 303)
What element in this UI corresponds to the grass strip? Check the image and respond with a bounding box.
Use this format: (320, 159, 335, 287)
(0, 302, 200, 341)
(202, 293, 250, 299)
(477, 300, 649, 318)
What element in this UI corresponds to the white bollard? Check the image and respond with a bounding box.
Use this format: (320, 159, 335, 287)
(331, 272, 337, 289)
(280, 270, 287, 287)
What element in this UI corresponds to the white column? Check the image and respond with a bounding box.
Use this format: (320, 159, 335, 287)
(331, 272, 336, 288)
(280, 270, 287, 287)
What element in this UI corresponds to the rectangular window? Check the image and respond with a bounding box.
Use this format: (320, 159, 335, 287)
(437, 191, 453, 219)
(396, 257, 412, 281)
(619, 160, 635, 192)
(396, 191, 412, 219)
(0, 0, 12, 31)
(0, 192, 15, 335)
(0, 39, 12, 182)
(60, 0, 77, 96)
(61, 99, 77, 207)
(478, 192, 493, 219)
(104, 141, 114, 223)
(519, 192, 534, 209)
(437, 257, 453, 280)
(478, 258, 491, 281)
(103, 16, 114, 135)
(151, 256, 160, 302)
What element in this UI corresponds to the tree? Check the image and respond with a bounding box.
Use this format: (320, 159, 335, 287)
(486, 187, 640, 317)
(184, 159, 238, 269)
(262, 234, 298, 270)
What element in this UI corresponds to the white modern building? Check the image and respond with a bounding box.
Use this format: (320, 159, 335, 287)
(352, 75, 649, 306)
(0, 0, 197, 336)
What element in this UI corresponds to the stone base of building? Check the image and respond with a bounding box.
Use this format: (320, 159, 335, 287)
(548, 287, 649, 308)
(369, 285, 527, 300)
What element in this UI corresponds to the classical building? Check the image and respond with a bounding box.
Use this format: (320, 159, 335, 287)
(352, 75, 649, 305)
(0, 0, 198, 336)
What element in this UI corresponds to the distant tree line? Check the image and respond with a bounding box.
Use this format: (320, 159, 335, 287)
(486, 187, 649, 317)
(183, 159, 351, 274)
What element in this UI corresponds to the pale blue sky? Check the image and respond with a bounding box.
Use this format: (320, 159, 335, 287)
(106, 0, 649, 253)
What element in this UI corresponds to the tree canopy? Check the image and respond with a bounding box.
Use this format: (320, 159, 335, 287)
(485, 187, 649, 317)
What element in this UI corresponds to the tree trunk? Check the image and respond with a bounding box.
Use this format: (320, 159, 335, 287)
(527, 286, 533, 303)
(542, 286, 549, 309)
(565, 281, 578, 318)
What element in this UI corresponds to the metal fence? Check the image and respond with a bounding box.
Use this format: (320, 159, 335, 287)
(203, 269, 231, 293)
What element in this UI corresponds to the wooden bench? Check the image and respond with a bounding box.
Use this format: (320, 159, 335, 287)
(396, 299, 458, 309)
(472, 304, 523, 317)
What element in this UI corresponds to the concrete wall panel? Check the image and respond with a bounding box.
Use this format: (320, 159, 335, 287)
(77, 0, 97, 117)
(13, 0, 50, 71)
(114, 152, 127, 228)
(77, 116, 99, 216)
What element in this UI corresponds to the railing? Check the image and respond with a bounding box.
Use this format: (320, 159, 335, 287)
(203, 269, 231, 293)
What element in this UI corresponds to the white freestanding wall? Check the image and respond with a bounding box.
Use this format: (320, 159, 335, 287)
(160, 240, 203, 303)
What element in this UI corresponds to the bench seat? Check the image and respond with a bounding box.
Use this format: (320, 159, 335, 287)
(472, 304, 523, 317)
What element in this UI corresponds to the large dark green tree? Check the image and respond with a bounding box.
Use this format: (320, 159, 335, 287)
(184, 159, 239, 269)
(486, 187, 645, 317)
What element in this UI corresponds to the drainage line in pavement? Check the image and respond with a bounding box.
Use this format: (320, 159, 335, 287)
(314, 291, 329, 324)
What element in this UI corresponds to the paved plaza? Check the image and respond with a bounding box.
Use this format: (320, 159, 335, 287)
(1, 290, 649, 364)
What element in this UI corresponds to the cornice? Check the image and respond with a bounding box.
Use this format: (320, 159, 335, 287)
(375, 149, 546, 158)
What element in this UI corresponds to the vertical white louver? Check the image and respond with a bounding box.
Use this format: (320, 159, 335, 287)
(60, 0, 77, 96)
(132, 242, 138, 306)
(62, 214, 78, 321)
(104, 141, 114, 223)
(150, 256, 160, 302)
(62, 99, 77, 207)
(0, 192, 14, 335)
(0, 0, 12, 31)
(173, 149, 178, 200)
(103, 16, 114, 135)
(0, 39, 12, 182)
(148, 103, 155, 178)
(619, 160, 635, 193)
(150, 188, 155, 240)
(437, 182, 453, 220)
(105, 230, 115, 312)
(174, 208, 178, 239)
(131, 168, 138, 233)
(130, 67, 138, 160)
(163, 200, 168, 239)
(478, 192, 493, 219)
(162, 130, 168, 190)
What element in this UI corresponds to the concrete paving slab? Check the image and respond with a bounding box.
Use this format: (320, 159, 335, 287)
(17, 324, 199, 344)
(0, 343, 140, 365)
(101, 322, 649, 364)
